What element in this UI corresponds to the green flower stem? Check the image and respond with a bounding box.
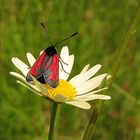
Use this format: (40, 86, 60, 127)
(83, 2, 140, 140)
(48, 102, 58, 140)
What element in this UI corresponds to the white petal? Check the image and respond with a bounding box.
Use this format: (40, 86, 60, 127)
(10, 72, 26, 81)
(77, 94, 111, 101)
(80, 64, 90, 75)
(10, 72, 41, 92)
(53, 94, 67, 102)
(30, 76, 42, 91)
(59, 55, 74, 80)
(11, 57, 29, 76)
(17, 80, 42, 96)
(26, 53, 36, 66)
(76, 87, 108, 99)
(40, 50, 44, 55)
(69, 64, 102, 88)
(65, 100, 91, 109)
(76, 74, 107, 95)
(60, 46, 69, 63)
(107, 75, 111, 80)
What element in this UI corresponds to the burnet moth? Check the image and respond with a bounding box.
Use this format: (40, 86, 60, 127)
(26, 23, 78, 88)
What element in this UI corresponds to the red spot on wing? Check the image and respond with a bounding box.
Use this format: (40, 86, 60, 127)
(46, 54, 59, 81)
(29, 51, 47, 77)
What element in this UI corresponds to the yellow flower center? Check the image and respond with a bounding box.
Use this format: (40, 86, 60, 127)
(44, 80, 76, 99)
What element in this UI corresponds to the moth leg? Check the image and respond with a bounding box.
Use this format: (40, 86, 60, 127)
(59, 60, 69, 74)
(59, 57, 68, 65)
(59, 68, 65, 73)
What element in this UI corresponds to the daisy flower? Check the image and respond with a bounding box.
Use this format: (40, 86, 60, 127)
(10, 46, 111, 109)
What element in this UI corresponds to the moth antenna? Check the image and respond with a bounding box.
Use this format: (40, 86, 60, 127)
(54, 32, 78, 47)
(41, 22, 53, 46)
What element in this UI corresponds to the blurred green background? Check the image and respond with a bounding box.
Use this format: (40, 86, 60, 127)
(0, 0, 140, 140)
